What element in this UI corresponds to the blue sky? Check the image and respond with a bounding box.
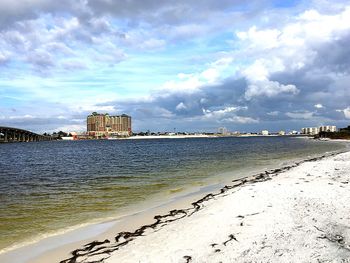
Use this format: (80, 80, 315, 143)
(0, 0, 350, 133)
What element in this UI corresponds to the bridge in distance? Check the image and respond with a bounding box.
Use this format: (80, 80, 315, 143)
(0, 126, 53, 143)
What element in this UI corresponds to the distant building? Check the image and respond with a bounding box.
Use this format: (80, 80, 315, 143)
(261, 130, 269, 136)
(319, 126, 337, 132)
(61, 136, 74, 141)
(278, 131, 286, 136)
(87, 112, 132, 137)
(301, 127, 319, 135)
(301, 125, 337, 135)
(218, 127, 228, 135)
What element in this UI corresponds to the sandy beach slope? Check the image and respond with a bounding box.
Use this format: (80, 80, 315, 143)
(61, 151, 350, 263)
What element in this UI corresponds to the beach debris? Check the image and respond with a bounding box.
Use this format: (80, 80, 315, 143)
(223, 234, 238, 246)
(237, 211, 262, 218)
(314, 226, 350, 252)
(84, 239, 110, 251)
(183, 255, 192, 262)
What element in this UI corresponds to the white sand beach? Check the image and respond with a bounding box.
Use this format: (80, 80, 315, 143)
(57, 150, 350, 263)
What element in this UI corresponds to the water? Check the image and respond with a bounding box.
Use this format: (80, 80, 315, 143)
(0, 136, 345, 251)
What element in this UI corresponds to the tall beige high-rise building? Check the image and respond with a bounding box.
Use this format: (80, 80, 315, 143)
(87, 112, 132, 137)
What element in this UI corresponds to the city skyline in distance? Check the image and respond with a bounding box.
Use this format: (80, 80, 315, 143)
(1, 0, 350, 133)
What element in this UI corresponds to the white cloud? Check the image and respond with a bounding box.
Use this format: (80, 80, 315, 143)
(161, 76, 202, 93)
(296, 8, 350, 41)
(286, 111, 314, 119)
(177, 73, 193, 79)
(175, 102, 187, 111)
(242, 59, 271, 82)
(267, 111, 279, 116)
(159, 56, 233, 93)
(200, 106, 257, 124)
(9, 114, 35, 119)
(222, 116, 259, 124)
(211, 57, 233, 67)
(237, 6, 350, 101)
(202, 106, 242, 119)
(237, 7, 350, 55)
(236, 26, 280, 50)
(314, 103, 324, 109)
(245, 80, 299, 100)
(200, 68, 219, 83)
(241, 59, 299, 100)
(337, 107, 350, 119)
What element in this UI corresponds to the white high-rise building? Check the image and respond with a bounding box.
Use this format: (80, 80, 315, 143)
(261, 130, 269, 136)
(301, 125, 337, 135)
(301, 127, 319, 135)
(319, 126, 337, 132)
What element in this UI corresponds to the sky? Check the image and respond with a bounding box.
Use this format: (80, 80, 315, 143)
(0, 0, 350, 133)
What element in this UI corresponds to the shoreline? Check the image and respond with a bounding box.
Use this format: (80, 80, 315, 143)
(60, 148, 350, 262)
(123, 134, 309, 140)
(0, 182, 223, 263)
(0, 145, 348, 263)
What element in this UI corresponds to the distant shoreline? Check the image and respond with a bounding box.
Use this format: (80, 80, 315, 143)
(0, 134, 314, 143)
(125, 134, 310, 140)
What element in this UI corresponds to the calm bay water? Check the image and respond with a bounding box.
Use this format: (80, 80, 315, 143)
(0, 136, 345, 251)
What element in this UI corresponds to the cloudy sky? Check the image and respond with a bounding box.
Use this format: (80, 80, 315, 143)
(1, 0, 350, 133)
